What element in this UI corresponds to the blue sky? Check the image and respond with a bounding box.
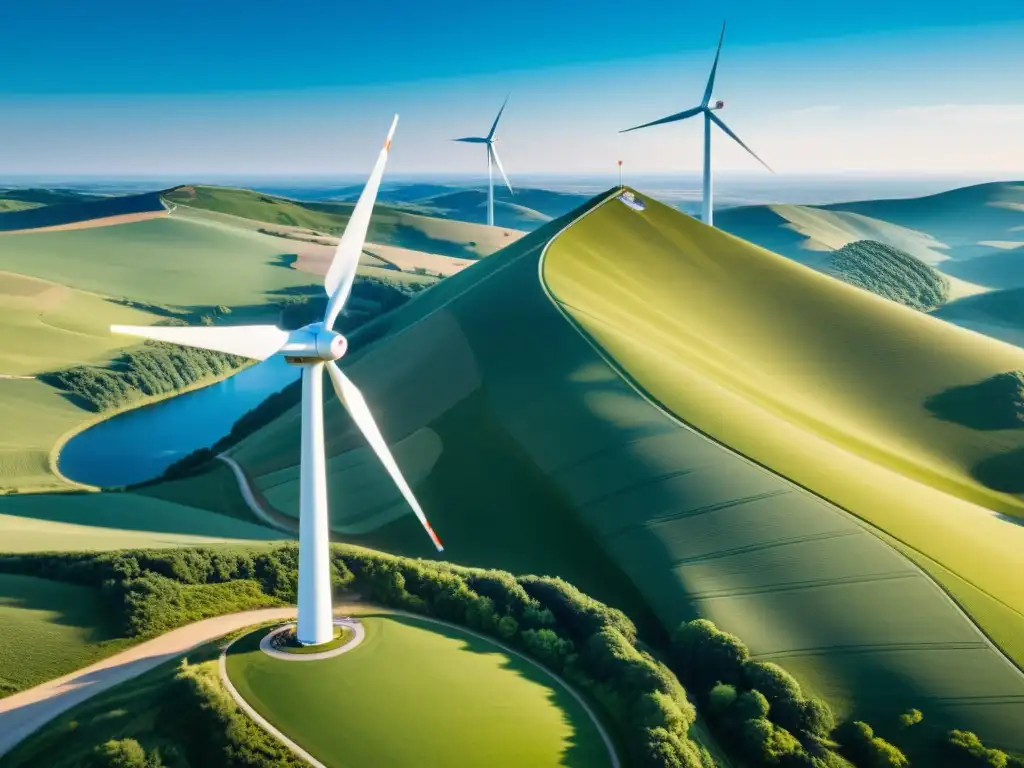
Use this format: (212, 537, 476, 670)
(1, 0, 1022, 176)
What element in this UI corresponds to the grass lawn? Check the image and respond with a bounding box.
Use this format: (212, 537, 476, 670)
(0, 574, 130, 698)
(227, 613, 613, 768)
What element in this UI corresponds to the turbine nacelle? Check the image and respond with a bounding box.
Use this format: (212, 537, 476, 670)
(282, 322, 348, 365)
(711, 100, 725, 110)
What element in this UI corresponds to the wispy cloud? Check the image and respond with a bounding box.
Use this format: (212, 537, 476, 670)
(788, 105, 841, 117)
(893, 104, 1024, 124)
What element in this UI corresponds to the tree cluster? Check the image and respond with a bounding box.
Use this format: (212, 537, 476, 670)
(45, 341, 247, 413)
(672, 619, 848, 767)
(826, 239, 950, 312)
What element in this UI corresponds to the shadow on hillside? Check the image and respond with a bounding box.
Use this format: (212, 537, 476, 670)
(359, 612, 611, 767)
(924, 372, 1024, 431)
(973, 448, 1024, 494)
(0, 573, 122, 640)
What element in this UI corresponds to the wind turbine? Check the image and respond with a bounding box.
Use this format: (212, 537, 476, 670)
(110, 116, 444, 647)
(620, 23, 773, 227)
(453, 96, 514, 227)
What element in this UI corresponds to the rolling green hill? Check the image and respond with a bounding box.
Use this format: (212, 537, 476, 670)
(0, 191, 166, 232)
(168, 188, 1024, 753)
(163, 185, 519, 259)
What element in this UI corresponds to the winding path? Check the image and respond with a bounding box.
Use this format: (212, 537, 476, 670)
(0, 607, 307, 757)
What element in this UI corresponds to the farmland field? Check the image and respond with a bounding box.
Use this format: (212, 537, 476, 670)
(226, 613, 613, 768)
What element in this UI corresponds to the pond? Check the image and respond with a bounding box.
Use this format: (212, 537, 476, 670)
(58, 355, 300, 488)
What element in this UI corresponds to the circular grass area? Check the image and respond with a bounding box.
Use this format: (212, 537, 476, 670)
(226, 613, 613, 767)
(269, 624, 355, 655)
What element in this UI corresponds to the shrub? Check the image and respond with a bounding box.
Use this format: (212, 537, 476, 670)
(708, 683, 738, 716)
(672, 619, 749, 692)
(835, 720, 909, 768)
(90, 739, 161, 768)
(944, 730, 1010, 768)
(898, 708, 923, 729)
(734, 689, 771, 723)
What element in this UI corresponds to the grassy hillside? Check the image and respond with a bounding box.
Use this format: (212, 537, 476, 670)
(227, 614, 612, 767)
(0, 488, 283, 553)
(164, 185, 520, 259)
(0, 215, 316, 307)
(824, 239, 950, 310)
(718, 181, 1024, 268)
(173, 189, 1024, 751)
(0, 574, 129, 697)
(0, 191, 166, 232)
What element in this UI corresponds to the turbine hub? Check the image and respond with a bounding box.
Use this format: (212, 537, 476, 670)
(282, 322, 348, 365)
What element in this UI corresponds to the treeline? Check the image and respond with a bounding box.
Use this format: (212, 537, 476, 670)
(44, 340, 248, 413)
(0, 546, 714, 767)
(4, 547, 1017, 767)
(825, 239, 950, 312)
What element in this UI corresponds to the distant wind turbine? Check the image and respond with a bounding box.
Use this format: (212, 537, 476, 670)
(452, 96, 514, 227)
(620, 23, 773, 228)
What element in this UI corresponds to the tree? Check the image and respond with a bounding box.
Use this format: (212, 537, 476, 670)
(944, 730, 1009, 768)
(708, 683, 737, 716)
(734, 689, 771, 722)
(497, 614, 519, 639)
(898, 708, 923, 729)
(90, 739, 157, 768)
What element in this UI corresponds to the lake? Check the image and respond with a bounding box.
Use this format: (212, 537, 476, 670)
(58, 356, 300, 488)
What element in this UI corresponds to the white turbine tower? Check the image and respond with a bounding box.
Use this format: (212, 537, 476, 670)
(452, 96, 514, 227)
(620, 23, 773, 227)
(111, 116, 444, 647)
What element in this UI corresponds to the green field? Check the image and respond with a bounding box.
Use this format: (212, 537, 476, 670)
(0, 215, 316, 307)
(0, 489, 284, 553)
(165, 185, 516, 259)
(0, 271, 168, 490)
(226, 614, 613, 767)
(0, 574, 129, 697)
(192, 189, 1024, 752)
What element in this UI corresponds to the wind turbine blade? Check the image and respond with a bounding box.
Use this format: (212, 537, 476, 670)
(486, 95, 510, 141)
(452, 137, 488, 143)
(620, 106, 703, 133)
(326, 361, 444, 552)
(709, 112, 774, 173)
(110, 324, 288, 360)
(702, 22, 726, 107)
(323, 115, 398, 330)
(489, 144, 513, 195)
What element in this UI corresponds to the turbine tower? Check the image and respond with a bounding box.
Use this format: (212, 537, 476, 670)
(453, 96, 514, 227)
(111, 116, 443, 647)
(620, 23, 773, 227)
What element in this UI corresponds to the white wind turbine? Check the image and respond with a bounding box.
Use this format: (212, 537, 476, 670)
(111, 116, 443, 647)
(620, 22, 773, 228)
(452, 96, 514, 226)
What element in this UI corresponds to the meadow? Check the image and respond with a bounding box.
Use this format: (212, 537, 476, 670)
(0, 574, 130, 697)
(226, 614, 613, 768)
